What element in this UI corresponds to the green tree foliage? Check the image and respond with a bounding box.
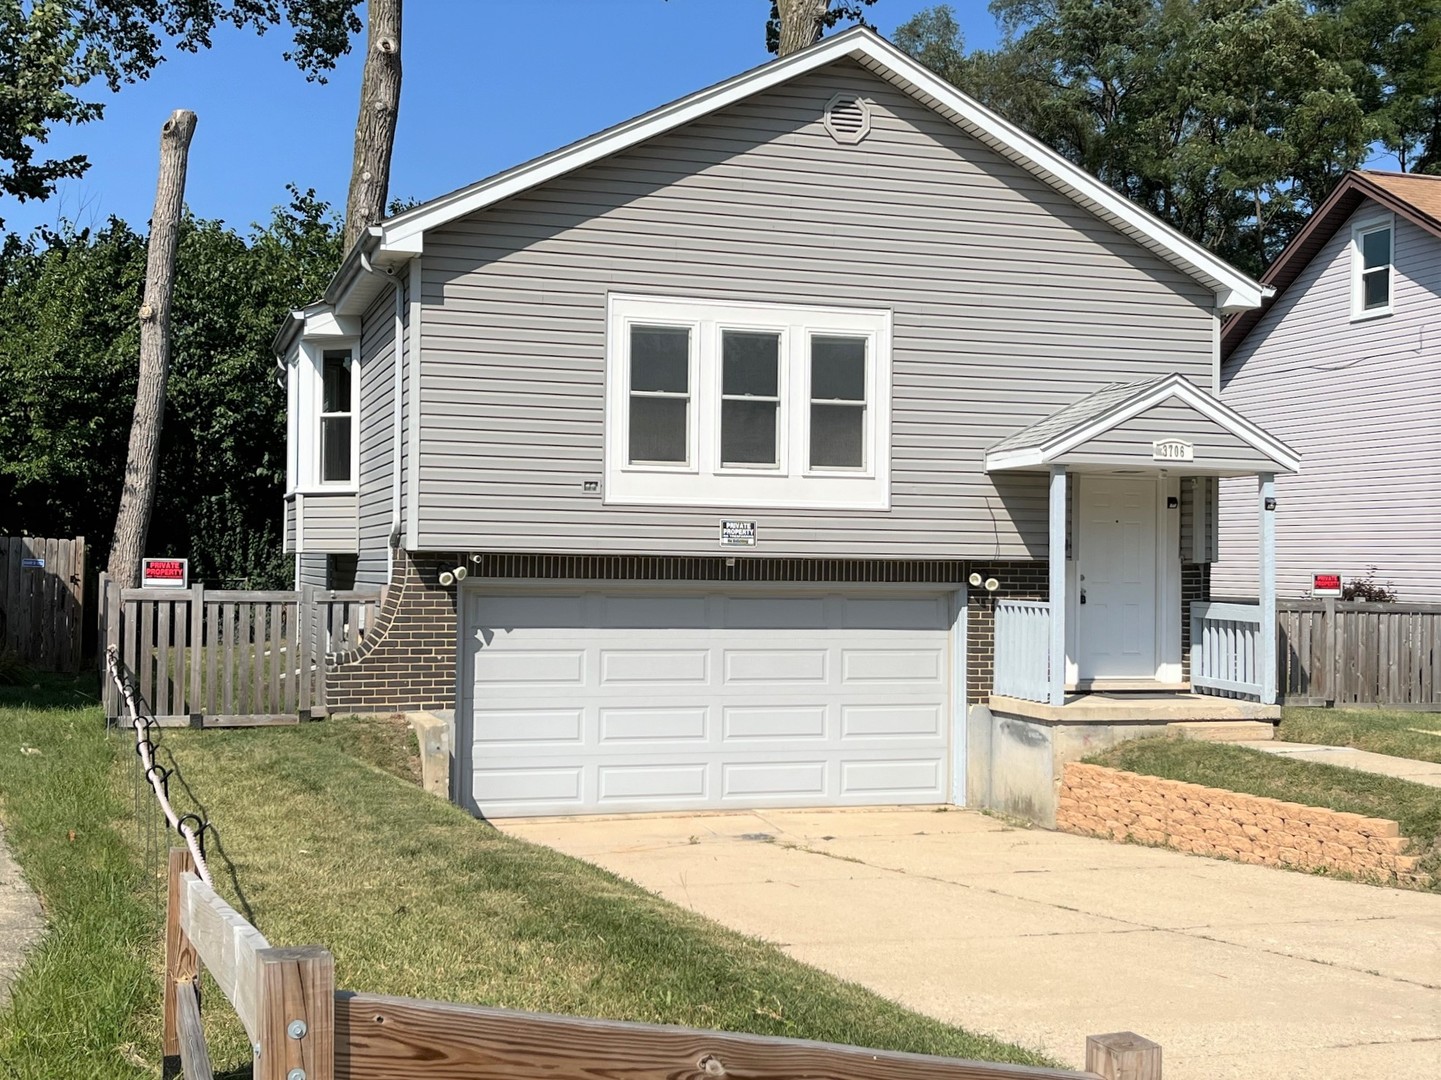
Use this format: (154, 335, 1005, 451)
(0, 1, 361, 227)
(0, 190, 342, 586)
(897, 1, 1375, 273)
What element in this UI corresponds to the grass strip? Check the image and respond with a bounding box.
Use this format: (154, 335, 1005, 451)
(0, 688, 1052, 1076)
(1086, 737, 1441, 864)
(1280, 706, 1441, 766)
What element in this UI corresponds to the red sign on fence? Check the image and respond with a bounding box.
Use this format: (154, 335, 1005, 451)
(142, 557, 188, 590)
(1312, 572, 1343, 597)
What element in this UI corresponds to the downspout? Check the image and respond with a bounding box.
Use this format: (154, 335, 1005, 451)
(391, 271, 406, 578)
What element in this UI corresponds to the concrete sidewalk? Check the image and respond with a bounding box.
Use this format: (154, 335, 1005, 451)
(502, 807, 1441, 1080)
(0, 826, 42, 1007)
(1230, 740, 1441, 787)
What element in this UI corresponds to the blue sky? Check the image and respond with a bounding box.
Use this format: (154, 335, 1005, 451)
(0, 1, 1003, 239)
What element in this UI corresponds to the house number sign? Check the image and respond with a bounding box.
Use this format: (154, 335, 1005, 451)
(1152, 439, 1194, 462)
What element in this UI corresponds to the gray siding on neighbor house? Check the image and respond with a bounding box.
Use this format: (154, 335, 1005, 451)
(357, 286, 398, 586)
(297, 553, 328, 588)
(1217, 206, 1441, 601)
(283, 495, 296, 554)
(1057, 400, 1277, 473)
(413, 59, 1219, 560)
(296, 491, 358, 553)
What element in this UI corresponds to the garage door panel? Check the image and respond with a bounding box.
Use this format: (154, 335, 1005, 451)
(840, 704, 943, 738)
(599, 649, 709, 684)
(723, 649, 828, 684)
(598, 706, 709, 742)
(464, 589, 958, 817)
(721, 705, 827, 740)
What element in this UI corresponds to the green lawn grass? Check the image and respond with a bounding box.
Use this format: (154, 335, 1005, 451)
(1280, 706, 1441, 765)
(1086, 737, 1441, 886)
(0, 679, 1053, 1077)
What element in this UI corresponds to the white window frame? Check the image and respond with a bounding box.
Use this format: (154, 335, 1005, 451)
(1350, 214, 1394, 322)
(292, 337, 359, 493)
(604, 294, 891, 509)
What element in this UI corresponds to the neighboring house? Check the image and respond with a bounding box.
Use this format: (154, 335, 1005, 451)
(276, 28, 1292, 821)
(1216, 170, 1441, 602)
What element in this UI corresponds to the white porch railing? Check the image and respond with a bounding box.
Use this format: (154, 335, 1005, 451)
(994, 599, 1051, 702)
(1191, 601, 1263, 700)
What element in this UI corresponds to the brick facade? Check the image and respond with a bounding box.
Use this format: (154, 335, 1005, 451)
(965, 560, 1048, 704)
(325, 548, 458, 713)
(1057, 762, 1431, 887)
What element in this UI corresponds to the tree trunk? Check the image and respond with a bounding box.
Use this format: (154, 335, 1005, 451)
(777, 0, 830, 56)
(107, 109, 197, 588)
(342, 0, 402, 253)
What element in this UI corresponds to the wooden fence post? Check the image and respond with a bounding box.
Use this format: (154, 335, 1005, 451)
(1085, 1032, 1161, 1079)
(163, 848, 199, 1080)
(189, 583, 205, 723)
(255, 946, 334, 1080)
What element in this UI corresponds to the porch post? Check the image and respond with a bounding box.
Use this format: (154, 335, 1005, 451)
(1049, 465, 1067, 706)
(1258, 472, 1277, 705)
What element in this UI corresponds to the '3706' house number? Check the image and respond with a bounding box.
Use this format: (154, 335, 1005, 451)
(1152, 439, 1195, 462)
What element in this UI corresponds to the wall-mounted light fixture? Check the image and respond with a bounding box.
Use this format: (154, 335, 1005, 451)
(438, 564, 469, 587)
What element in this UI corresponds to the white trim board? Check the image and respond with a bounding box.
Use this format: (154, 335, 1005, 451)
(354, 28, 1264, 315)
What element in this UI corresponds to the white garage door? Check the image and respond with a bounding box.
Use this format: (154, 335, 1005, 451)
(459, 588, 959, 818)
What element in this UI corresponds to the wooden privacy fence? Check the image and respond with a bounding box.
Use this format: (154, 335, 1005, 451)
(1278, 600, 1441, 708)
(162, 850, 1163, 1080)
(0, 535, 85, 671)
(100, 575, 380, 725)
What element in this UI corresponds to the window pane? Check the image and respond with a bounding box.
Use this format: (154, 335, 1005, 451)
(810, 403, 864, 469)
(322, 351, 351, 413)
(1361, 227, 1391, 270)
(320, 415, 352, 482)
(629, 396, 687, 463)
(630, 326, 689, 393)
(1363, 267, 1390, 309)
(721, 400, 778, 465)
(722, 331, 779, 396)
(811, 336, 866, 401)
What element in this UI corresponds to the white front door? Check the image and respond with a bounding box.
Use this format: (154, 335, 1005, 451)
(1078, 476, 1158, 681)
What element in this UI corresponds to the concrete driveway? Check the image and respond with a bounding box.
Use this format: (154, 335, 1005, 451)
(501, 807, 1441, 1080)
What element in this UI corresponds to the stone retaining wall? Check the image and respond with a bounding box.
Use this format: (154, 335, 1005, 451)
(1057, 762, 1430, 887)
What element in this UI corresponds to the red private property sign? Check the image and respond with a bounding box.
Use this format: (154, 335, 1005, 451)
(1312, 573, 1343, 597)
(142, 557, 189, 590)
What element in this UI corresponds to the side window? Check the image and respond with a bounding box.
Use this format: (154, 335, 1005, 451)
(720, 330, 781, 467)
(319, 349, 354, 484)
(809, 335, 867, 470)
(628, 325, 690, 465)
(1353, 221, 1393, 318)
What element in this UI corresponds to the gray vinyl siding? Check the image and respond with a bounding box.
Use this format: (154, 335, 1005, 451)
(416, 59, 1217, 559)
(297, 553, 328, 588)
(1178, 477, 1217, 563)
(296, 492, 358, 553)
(1057, 401, 1278, 472)
(283, 496, 296, 554)
(1217, 206, 1441, 601)
(357, 287, 397, 586)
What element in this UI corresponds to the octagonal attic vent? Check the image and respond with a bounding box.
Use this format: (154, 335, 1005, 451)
(823, 93, 871, 145)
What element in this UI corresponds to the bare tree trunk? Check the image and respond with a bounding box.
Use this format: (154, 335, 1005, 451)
(777, 0, 831, 56)
(108, 109, 197, 589)
(342, 0, 402, 253)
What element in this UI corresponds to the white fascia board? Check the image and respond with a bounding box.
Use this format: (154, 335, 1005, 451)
(301, 307, 360, 340)
(1042, 375, 1300, 473)
(983, 447, 1047, 471)
(373, 28, 1265, 312)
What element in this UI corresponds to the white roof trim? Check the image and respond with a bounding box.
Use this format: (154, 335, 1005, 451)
(985, 374, 1300, 474)
(372, 28, 1265, 312)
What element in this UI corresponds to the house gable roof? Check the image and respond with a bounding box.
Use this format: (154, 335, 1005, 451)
(1220, 170, 1441, 360)
(985, 373, 1300, 474)
(317, 27, 1265, 322)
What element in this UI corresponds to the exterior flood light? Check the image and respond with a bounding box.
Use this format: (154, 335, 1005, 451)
(969, 572, 983, 587)
(452, 565, 468, 582)
(439, 570, 455, 587)
(984, 577, 1000, 592)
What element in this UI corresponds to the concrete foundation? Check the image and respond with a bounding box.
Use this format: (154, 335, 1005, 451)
(407, 711, 452, 799)
(969, 694, 1279, 827)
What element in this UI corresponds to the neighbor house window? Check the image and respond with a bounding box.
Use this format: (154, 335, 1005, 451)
(1352, 218, 1393, 319)
(319, 349, 354, 483)
(606, 295, 892, 509)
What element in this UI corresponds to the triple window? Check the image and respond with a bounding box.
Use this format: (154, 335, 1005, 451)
(607, 296, 891, 509)
(1351, 218, 1393, 320)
